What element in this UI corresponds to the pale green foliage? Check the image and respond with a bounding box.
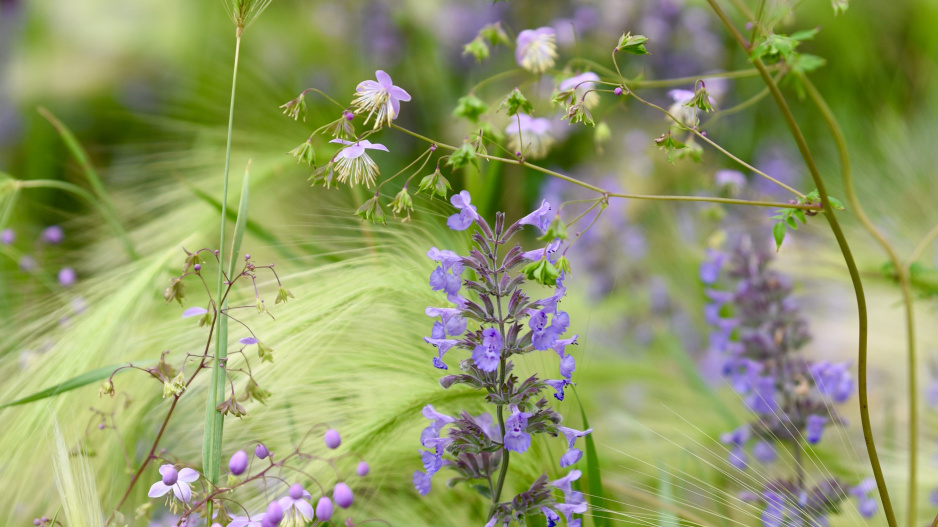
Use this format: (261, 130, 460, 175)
(52, 421, 104, 527)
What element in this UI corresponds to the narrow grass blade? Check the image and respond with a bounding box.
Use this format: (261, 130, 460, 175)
(573, 386, 607, 527)
(180, 176, 299, 261)
(36, 107, 139, 260)
(227, 161, 251, 277)
(0, 361, 156, 409)
(657, 464, 678, 527)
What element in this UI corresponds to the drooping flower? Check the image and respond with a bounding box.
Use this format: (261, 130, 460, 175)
(667, 89, 698, 128)
(277, 484, 314, 524)
(57, 267, 76, 287)
(506, 114, 554, 159)
(516, 27, 558, 73)
(472, 327, 503, 372)
(324, 429, 342, 449)
(351, 70, 412, 129)
(228, 450, 248, 475)
(556, 426, 593, 467)
(148, 465, 200, 504)
(446, 190, 480, 231)
(544, 379, 571, 401)
(329, 139, 389, 188)
(41, 225, 64, 244)
(229, 514, 266, 527)
(264, 501, 283, 527)
(315, 497, 334, 522)
(420, 404, 455, 446)
(413, 470, 432, 496)
(559, 72, 601, 109)
(503, 404, 533, 453)
(255, 444, 270, 459)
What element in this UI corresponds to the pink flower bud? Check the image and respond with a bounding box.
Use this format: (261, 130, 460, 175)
(324, 429, 341, 449)
(255, 443, 270, 459)
(289, 483, 305, 500)
(228, 450, 248, 475)
(316, 497, 334, 521)
(356, 461, 370, 476)
(162, 466, 178, 486)
(333, 482, 354, 508)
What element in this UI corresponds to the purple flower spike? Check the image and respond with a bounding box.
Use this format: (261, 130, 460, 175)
(228, 450, 248, 475)
(333, 482, 354, 508)
(41, 225, 64, 244)
(57, 267, 76, 287)
(0, 228, 14, 245)
(316, 497, 334, 521)
(446, 190, 480, 231)
(324, 429, 342, 449)
(255, 443, 269, 459)
(517, 200, 553, 233)
(356, 461, 370, 476)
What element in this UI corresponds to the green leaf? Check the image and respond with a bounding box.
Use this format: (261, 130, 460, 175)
(616, 32, 650, 55)
(0, 361, 157, 409)
(773, 222, 786, 251)
(785, 216, 798, 229)
(573, 387, 607, 527)
(453, 95, 489, 123)
(228, 162, 251, 278)
(794, 209, 807, 223)
(827, 196, 845, 210)
(446, 143, 481, 172)
(498, 88, 534, 117)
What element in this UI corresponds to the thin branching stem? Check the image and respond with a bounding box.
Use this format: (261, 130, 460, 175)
(702, 1, 897, 524)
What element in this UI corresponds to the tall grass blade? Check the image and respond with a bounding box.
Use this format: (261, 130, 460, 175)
(0, 361, 155, 409)
(35, 107, 138, 260)
(52, 420, 104, 527)
(227, 162, 250, 276)
(574, 386, 608, 527)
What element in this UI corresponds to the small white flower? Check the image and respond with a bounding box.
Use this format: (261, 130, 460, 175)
(352, 70, 411, 129)
(148, 465, 200, 504)
(329, 139, 389, 188)
(668, 89, 698, 128)
(506, 114, 554, 159)
(516, 27, 558, 74)
(559, 72, 601, 109)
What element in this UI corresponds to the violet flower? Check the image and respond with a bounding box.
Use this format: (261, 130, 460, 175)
(516, 27, 558, 73)
(351, 70, 411, 129)
(148, 465, 200, 504)
(329, 139, 388, 188)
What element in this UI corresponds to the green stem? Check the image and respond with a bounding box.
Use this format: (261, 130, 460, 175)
(702, 1, 896, 524)
(390, 125, 817, 210)
(908, 222, 938, 266)
(204, 32, 241, 496)
(800, 75, 915, 527)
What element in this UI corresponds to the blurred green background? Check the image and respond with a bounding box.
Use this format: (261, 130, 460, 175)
(1, 0, 937, 525)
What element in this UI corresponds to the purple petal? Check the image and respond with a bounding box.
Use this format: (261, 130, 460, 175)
(356, 80, 381, 93)
(375, 70, 393, 88)
(361, 140, 389, 152)
(239, 337, 259, 345)
(182, 307, 208, 318)
(172, 481, 192, 503)
(329, 138, 355, 146)
(178, 468, 200, 483)
(148, 481, 171, 498)
(294, 500, 314, 519)
(389, 85, 411, 101)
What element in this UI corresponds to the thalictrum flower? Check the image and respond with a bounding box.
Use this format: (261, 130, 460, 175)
(558, 72, 601, 109)
(0, 228, 13, 245)
(57, 267, 76, 287)
(277, 484, 314, 523)
(668, 89, 698, 128)
(516, 27, 558, 73)
(263, 502, 283, 527)
(506, 114, 554, 159)
(228, 450, 248, 475)
(148, 465, 200, 503)
(472, 327, 503, 372)
(329, 139, 389, 188)
(255, 443, 270, 459)
(352, 70, 412, 129)
(229, 515, 266, 527)
(41, 225, 64, 244)
(446, 190, 480, 231)
(315, 497, 334, 521)
(503, 404, 532, 453)
(356, 461, 370, 476)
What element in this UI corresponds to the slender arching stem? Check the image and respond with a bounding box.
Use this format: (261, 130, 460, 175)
(800, 75, 917, 526)
(908, 223, 938, 267)
(701, 1, 897, 525)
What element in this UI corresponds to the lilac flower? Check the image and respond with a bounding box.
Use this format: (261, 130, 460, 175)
(427, 247, 464, 274)
(420, 404, 455, 446)
(472, 327, 503, 372)
(544, 379, 571, 401)
(352, 70, 411, 129)
(429, 266, 461, 295)
(518, 200, 553, 233)
(315, 497, 334, 521)
(745, 375, 777, 413)
(521, 239, 562, 263)
(446, 190, 480, 231)
(810, 362, 853, 403)
(41, 225, 64, 244)
(559, 72, 601, 109)
(516, 27, 558, 73)
(329, 139, 388, 188)
(541, 506, 561, 527)
(752, 440, 777, 463)
(556, 426, 592, 467)
(277, 484, 314, 523)
(720, 426, 750, 469)
(503, 405, 533, 453)
(506, 114, 554, 159)
(182, 307, 208, 318)
(715, 169, 746, 192)
(668, 89, 698, 127)
(333, 482, 354, 508)
(239, 337, 259, 345)
(229, 515, 266, 527)
(850, 479, 877, 518)
(0, 228, 13, 245)
(263, 502, 283, 527)
(57, 267, 76, 287)
(421, 447, 443, 475)
(324, 429, 341, 449)
(148, 465, 199, 503)
(550, 469, 582, 496)
(805, 415, 827, 444)
(255, 444, 270, 459)
(699, 249, 725, 284)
